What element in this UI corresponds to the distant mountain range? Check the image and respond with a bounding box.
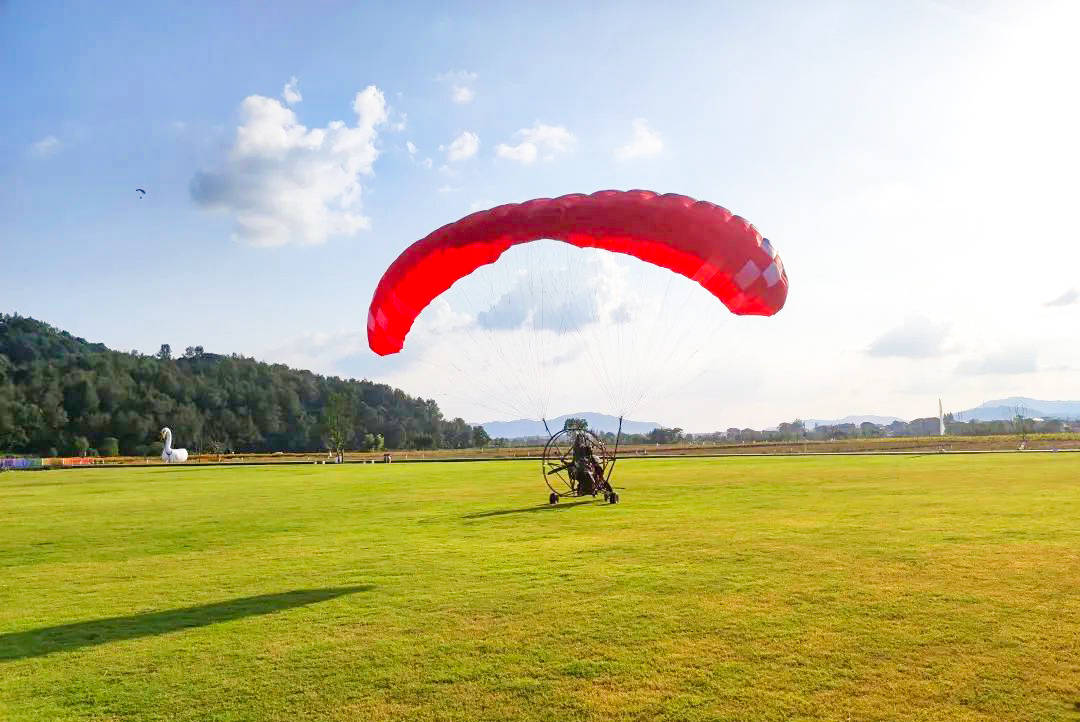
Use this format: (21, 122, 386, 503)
(480, 398, 1080, 438)
(953, 397, 1080, 422)
(807, 398, 1080, 428)
(480, 413, 660, 439)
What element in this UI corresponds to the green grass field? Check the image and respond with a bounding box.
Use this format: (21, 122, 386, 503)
(2, 455, 1079, 721)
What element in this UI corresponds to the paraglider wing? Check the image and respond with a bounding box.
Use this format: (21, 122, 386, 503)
(367, 190, 788, 356)
(135, 188, 146, 198)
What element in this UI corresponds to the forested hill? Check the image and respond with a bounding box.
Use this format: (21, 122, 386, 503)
(0, 314, 488, 456)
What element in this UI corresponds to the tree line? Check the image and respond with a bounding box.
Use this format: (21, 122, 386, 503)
(692, 415, 1073, 443)
(0, 314, 490, 456)
(487, 415, 1075, 448)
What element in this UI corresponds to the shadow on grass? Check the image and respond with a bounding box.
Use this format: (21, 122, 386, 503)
(0, 586, 371, 661)
(463, 499, 603, 519)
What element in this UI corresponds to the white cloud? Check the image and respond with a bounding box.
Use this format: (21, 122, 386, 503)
(958, 347, 1038, 375)
(613, 118, 663, 161)
(352, 85, 388, 127)
(190, 85, 388, 246)
(437, 184, 459, 193)
(452, 86, 475, 104)
(266, 299, 471, 379)
(475, 280, 532, 331)
(282, 76, 302, 105)
(405, 142, 433, 168)
(495, 123, 575, 164)
(30, 135, 61, 157)
(438, 70, 477, 104)
(867, 317, 949, 358)
(442, 131, 479, 162)
(388, 111, 407, 132)
(476, 253, 631, 334)
(495, 143, 536, 164)
(1045, 288, 1077, 307)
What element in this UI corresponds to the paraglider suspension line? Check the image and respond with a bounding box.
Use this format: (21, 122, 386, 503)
(605, 415, 623, 484)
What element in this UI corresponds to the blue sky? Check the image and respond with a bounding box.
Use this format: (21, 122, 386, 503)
(3, 1, 1078, 428)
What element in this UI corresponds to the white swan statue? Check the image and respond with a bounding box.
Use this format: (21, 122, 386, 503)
(160, 427, 188, 463)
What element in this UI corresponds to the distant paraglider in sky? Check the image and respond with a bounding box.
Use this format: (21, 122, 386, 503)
(135, 188, 146, 199)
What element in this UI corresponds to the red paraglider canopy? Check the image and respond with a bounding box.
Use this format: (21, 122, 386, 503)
(368, 190, 787, 356)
